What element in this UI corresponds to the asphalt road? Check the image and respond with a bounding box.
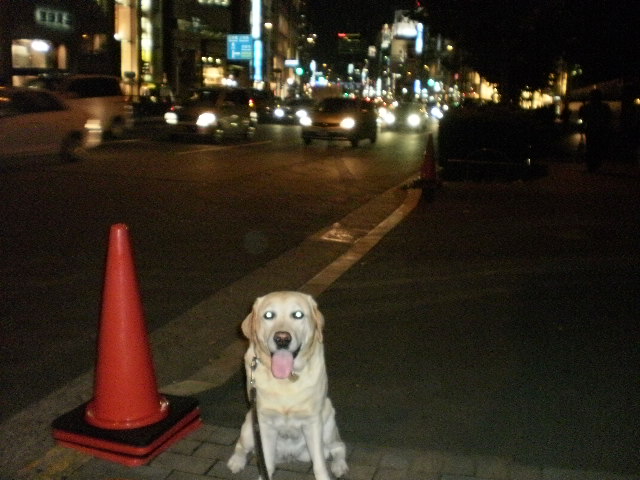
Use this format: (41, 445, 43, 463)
(1, 122, 638, 476)
(0, 122, 428, 422)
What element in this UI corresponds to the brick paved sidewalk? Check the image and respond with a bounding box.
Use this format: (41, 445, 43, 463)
(20, 423, 639, 480)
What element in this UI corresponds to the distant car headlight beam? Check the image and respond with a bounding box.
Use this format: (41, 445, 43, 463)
(407, 113, 421, 127)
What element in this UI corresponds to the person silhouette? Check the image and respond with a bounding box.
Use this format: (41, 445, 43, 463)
(579, 89, 612, 172)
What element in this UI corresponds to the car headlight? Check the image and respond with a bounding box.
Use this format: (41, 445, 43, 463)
(384, 112, 396, 125)
(430, 106, 444, 120)
(84, 118, 103, 147)
(84, 118, 103, 132)
(300, 115, 312, 127)
(340, 117, 356, 129)
(296, 109, 308, 119)
(274, 107, 285, 118)
(164, 111, 178, 125)
(407, 113, 421, 127)
(196, 112, 217, 127)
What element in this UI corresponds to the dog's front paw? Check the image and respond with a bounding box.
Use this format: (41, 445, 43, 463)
(331, 459, 348, 478)
(227, 453, 247, 473)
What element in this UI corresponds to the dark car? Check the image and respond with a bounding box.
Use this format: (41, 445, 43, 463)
(273, 97, 316, 123)
(300, 97, 378, 147)
(164, 87, 257, 142)
(248, 88, 277, 123)
(385, 102, 429, 131)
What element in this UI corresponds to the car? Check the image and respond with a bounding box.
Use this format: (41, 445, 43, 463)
(164, 87, 257, 142)
(273, 97, 316, 123)
(247, 88, 277, 123)
(384, 102, 429, 131)
(26, 74, 134, 138)
(0, 86, 102, 162)
(300, 97, 378, 147)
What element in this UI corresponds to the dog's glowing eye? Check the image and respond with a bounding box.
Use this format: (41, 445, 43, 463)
(263, 311, 275, 320)
(292, 310, 304, 320)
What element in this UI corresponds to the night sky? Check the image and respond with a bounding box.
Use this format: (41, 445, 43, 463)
(307, 0, 639, 89)
(308, 0, 415, 44)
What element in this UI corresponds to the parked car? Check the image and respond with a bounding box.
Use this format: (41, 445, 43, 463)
(384, 102, 429, 131)
(273, 97, 316, 123)
(164, 87, 257, 142)
(300, 97, 378, 147)
(26, 74, 134, 138)
(0, 86, 102, 162)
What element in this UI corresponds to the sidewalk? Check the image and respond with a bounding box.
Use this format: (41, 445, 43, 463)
(6, 160, 640, 480)
(21, 423, 634, 480)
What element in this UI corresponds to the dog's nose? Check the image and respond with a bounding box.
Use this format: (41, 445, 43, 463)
(274, 331, 292, 349)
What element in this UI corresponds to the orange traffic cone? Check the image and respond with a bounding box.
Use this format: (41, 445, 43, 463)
(419, 133, 440, 201)
(85, 223, 168, 429)
(420, 133, 438, 183)
(52, 223, 201, 466)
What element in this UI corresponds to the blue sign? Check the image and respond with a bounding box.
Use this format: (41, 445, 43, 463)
(227, 35, 253, 61)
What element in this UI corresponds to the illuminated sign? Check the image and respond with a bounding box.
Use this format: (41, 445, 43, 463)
(392, 10, 418, 39)
(227, 34, 252, 60)
(35, 7, 72, 31)
(415, 23, 424, 54)
(381, 24, 391, 49)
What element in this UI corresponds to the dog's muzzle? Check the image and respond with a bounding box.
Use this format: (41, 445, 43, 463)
(270, 331, 301, 380)
(274, 331, 291, 350)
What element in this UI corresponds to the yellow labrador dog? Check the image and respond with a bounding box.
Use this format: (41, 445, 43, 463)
(227, 291, 348, 480)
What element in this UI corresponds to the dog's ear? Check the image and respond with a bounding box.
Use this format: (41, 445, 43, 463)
(241, 296, 263, 339)
(240, 311, 253, 339)
(308, 294, 325, 343)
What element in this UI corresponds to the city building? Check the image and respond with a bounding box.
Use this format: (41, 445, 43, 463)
(1, 0, 306, 99)
(0, 0, 117, 86)
(126, 0, 307, 96)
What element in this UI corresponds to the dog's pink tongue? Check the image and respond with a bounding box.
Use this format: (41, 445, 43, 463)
(271, 350, 294, 379)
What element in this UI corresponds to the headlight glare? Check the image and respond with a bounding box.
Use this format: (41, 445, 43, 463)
(407, 113, 421, 127)
(196, 112, 217, 127)
(164, 111, 178, 125)
(430, 106, 444, 120)
(340, 117, 356, 129)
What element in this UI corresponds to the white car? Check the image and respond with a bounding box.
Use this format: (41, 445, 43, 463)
(26, 74, 134, 138)
(0, 86, 102, 162)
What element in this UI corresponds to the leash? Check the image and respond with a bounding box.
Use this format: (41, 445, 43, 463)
(250, 357, 270, 480)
